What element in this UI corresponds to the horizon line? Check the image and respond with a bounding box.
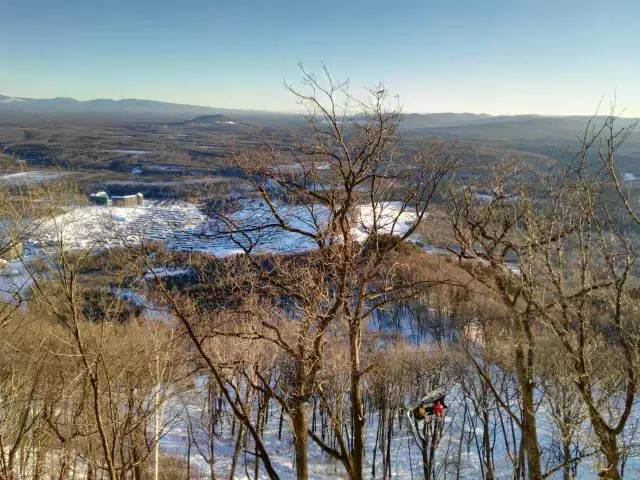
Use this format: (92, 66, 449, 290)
(1, 92, 637, 119)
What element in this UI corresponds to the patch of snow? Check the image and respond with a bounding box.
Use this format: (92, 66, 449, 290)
(111, 193, 143, 200)
(35, 201, 205, 251)
(420, 244, 450, 256)
(107, 149, 149, 155)
(113, 287, 172, 322)
(475, 193, 495, 202)
(144, 267, 194, 280)
(475, 191, 520, 203)
(352, 201, 419, 242)
(0, 171, 64, 186)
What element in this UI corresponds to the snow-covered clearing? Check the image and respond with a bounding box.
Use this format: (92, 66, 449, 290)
(0, 199, 422, 312)
(352, 202, 418, 242)
(33, 200, 420, 255)
(144, 267, 195, 279)
(36, 201, 208, 251)
(0, 171, 64, 186)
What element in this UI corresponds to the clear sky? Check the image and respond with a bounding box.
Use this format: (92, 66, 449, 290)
(1, 0, 639, 115)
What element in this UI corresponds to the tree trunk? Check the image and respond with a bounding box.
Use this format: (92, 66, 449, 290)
(593, 426, 621, 480)
(577, 382, 623, 480)
(515, 344, 542, 480)
(482, 409, 494, 480)
(561, 423, 571, 480)
(349, 318, 365, 480)
(291, 401, 309, 480)
(420, 424, 431, 480)
(229, 424, 244, 480)
(385, 413, 393, 480)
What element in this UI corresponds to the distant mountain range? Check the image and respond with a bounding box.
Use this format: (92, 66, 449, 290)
(2, 93, 636, 125)
(0, 95, 291, 124)
(1, 94, 637, 157)
(404, 114, 639, 142)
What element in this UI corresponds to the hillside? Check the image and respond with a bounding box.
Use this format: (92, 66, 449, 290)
(185, 114, 237, 126)
(0, 94, 300, 125)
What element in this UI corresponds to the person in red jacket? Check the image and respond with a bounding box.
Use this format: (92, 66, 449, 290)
(433, 399, 445, 418)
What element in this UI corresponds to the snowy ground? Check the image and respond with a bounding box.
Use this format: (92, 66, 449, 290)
(0, 198, 423, 315)
(154, 302, 640, 479)
(35, 201, 207, 251)
(0, 170, 65, 186)
(160, 378, 640, 479)
(352, 202, 419, 242)
(155, 306, 640, 480)
(160, 384, 489, 479)
(33, 200, 420, 255)
(107, 149, 150, 155)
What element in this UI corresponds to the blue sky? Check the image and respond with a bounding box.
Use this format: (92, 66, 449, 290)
(1, 0, 638, 115)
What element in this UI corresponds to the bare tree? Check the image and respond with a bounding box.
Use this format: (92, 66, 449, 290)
(447, 160, 548, 480)
(157, 66, 459, 480)
(447, 121, 640, 479)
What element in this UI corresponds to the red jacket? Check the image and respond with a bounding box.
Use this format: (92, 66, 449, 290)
(433, 401, 444, 417)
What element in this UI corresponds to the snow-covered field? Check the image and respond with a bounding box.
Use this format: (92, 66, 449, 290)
(36, 201, 208, 251)
(0, 199, 421, 312)
(33, 200, 419, 255)
(352, 202, 419, 242)
(0, 171, 65, 186)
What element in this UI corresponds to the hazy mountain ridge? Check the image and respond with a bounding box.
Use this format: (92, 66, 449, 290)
(3, 94, 637, 125)
(400, 114, 640, 162)
(1, 94, 637, 157)
(0, 94, 296, 124)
